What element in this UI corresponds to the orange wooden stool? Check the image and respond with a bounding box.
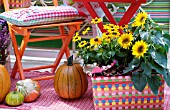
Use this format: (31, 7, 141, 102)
(2, 0, 84, 80)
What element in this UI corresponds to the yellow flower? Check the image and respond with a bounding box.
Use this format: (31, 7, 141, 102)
(79, 41, 87, 48)
(118, 33, 134, 49)
(103, 24, 110, 30)
(90, 37, 102, 45)
(91, 17, 102, 24)
(104, 36, 112, 43)
(133, 12, 148, 27)
(110, 31, 120, 38)
(132, 40, 148, 59)
(82, 27, 90, 35)
(120, 25, 128, 30)
(72, 35, 81, 42)
(85, 42, 91, 49)
(102, 32, 112, 39)
(75, 32, 79, 36)
(90, 44, 98, 51)
(113, 25, 119, 30)
(107, 28, 116, 33)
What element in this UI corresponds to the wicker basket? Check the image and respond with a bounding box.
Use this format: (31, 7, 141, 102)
(91, 76, 164, 110)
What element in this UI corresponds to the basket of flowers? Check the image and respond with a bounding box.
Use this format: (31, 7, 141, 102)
(73, 11, 170, 109)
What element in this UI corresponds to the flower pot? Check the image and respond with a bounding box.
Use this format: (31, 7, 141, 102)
(91, 76, 164, 110)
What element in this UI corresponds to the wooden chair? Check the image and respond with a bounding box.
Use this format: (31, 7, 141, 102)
(2, 0, 84, 80)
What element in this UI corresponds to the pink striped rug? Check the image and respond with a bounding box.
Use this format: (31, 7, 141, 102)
(0, 71, 170, 110)
(0, 71, 94, 110)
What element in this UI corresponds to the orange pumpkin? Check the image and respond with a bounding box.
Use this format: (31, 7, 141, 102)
(54, 56, 88, 99)
(0, 65, 11, 103)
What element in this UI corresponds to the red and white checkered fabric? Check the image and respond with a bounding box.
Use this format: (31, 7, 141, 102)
(0, 5, 87, 26)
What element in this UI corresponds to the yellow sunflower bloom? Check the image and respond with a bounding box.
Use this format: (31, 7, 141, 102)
(120, 25, 128, 30)
(113, 25, 120, 30)
(103, 24, 110, 30)
(134, 12, 148, 27)
(132, 40, 148, 59)
(118, 33, 134, 49)
(85, 42, 91, 49)
(104, 36, 112, 43)
(82, 27, 91, 35)
(90, 37, 102, 45)
(102, 32, 112, 39)
(79, 41, 87, 48)
(110, 31, 120, 38)
(72, 36, 81, 42)
(90, 44, 98, 51)
(91, 17, 102, 24)
(75, 32, 79, 36)
(107, 28, 116, 33)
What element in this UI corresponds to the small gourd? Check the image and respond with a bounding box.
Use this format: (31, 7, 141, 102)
(16, 79, 41, 102)
(0, 65, 11, 103)
(5, 91, 24, 106)
(54, 55, 88, 99)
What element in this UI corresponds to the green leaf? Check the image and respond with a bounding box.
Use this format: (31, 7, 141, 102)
(154, 27, 163, 33)
(149, 48, 167, 68)
(140, 31, 149, 41)
(148, 61, 167, 77)
(163, 34, 170, 47)
(147, 75, 161, 96)
(150, 34, 165, 46)
(111, 51, 115, 57)
(132, 72, 147, 92)
(133, 26, 140, 36)
(123, 59, 140, 73)
(116, 51, 126, 57)
(164, 69, 170, 87)
(141, 62, 152, 77)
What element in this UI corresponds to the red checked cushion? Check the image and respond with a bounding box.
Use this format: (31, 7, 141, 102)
(0, 5, 87, 26)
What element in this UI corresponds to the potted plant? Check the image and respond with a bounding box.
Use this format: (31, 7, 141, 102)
(0, 19, 11, 67)
(73, 11, 170, 109)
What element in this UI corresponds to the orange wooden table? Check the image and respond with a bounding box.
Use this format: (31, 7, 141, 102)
(72, 0, 146, 32)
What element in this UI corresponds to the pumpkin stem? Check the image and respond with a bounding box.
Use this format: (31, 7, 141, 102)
(67, 55, 73, 66)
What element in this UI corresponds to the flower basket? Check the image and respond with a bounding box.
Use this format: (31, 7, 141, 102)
(91, 76, 164, 110)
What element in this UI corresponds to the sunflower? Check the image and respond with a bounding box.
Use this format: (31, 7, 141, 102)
(82, 27, 90, 35)
(89, 44, 98, 51)
(85, 42, 91, 49)
(132, 40, 148, 59)
(133, 12, 148, 27)
(110, 31, 120, 38)
(118, 33, 134, 49)
(90, 37, 102, 45)
(79, 41, 87, 48)
(103, 24, 110, 30)
(102, 33, 112, 43)
(102, 32, 113, 39)
(72, 35, 81, 42)
(120, 25, 128, 30)
(91, 17, 102, 24)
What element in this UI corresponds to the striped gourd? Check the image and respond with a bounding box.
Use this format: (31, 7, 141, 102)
(5, 91, 24, 106)
(54, 56, 88, 99)
(0, 65, 11, 103)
